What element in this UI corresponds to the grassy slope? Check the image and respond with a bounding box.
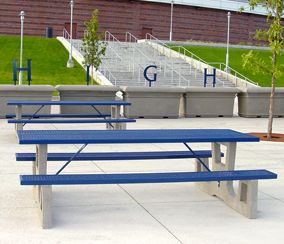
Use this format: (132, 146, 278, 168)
(172, 46, 284, 87)
(1, 36, 282, 87)
(0, 36, 96, 86)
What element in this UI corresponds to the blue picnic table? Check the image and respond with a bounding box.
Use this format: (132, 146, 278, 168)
(7, 100, 135, 131)
(16, 128, 276, 228)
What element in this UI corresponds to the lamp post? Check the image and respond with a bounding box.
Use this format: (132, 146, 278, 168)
(19, 11, 25, 85)
(67, 0, 75, 68)
(170, 0, 174, 41)
(225, 12, 231, 73)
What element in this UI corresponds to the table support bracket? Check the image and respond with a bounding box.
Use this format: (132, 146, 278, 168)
(56, 143, 88, 175)
(25, 105, 45, 125)
(92, 105, 114, 129)
(183, 142, 211, 172)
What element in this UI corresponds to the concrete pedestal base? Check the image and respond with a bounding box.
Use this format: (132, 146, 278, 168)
(195, 142, 258, 219)
(56, 85, 121, 114)
(66, 59, 74, 68)
(120, 86, 184, 119)
(180, 87, 240, 117)
(238, 87, 284, 118)
(0, 85, 55, 119)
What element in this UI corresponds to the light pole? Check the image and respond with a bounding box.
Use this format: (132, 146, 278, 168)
(67, 0, 75, 68)
(170, 0, 174, 41)
(19, 11, 25, 85)
(225, 12, 231, 73)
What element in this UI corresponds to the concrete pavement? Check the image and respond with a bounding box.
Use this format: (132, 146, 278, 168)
(1, 103, 283, 244)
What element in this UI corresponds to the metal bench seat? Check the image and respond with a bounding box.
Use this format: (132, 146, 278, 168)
(20, 170, 277, 185)
(16, 150, 222, 161)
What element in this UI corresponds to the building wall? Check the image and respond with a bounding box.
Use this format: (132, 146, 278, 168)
(0, 0, 269, 45)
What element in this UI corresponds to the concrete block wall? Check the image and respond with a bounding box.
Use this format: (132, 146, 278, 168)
(0, 0, 268, 45)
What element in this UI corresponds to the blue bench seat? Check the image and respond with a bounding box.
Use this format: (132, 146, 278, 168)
(20, 170, 277, 185)
(16, 150, 223, 161)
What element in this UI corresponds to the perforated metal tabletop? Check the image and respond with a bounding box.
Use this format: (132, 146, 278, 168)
(17, 129, 260, 145)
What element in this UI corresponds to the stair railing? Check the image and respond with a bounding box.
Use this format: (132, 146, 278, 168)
(207, 62, 258, 86)
(63, 29, 71, 41)
(125, 32, 139, 43)
(145, 34, 193, 82)
(99, 61, 117, 85)
(161, 60, 190, 86)
(146, 34, 258, 87)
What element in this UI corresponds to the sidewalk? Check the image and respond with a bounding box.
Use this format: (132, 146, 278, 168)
(1, 108, 283, 243)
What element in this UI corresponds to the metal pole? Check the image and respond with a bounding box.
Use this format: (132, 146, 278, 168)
(226, 12, 231, 73)
(170, 0, 174, 41)
(19, 11, 25, 85)
(67, 0, 75, 68)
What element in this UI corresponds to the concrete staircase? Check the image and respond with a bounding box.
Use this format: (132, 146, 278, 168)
(72, 39, 236, 87)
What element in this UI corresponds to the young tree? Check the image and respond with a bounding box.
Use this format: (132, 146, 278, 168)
(81, 9, 107, 85)
(240, 0, 284, 138)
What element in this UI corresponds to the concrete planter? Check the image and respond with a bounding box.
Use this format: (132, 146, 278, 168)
(0, 85, 55, 119)
(237, 87, 284, 118)
(55, 85, 121, 114)
(180, 87, 240, 117)
(120, 86, 184, 119)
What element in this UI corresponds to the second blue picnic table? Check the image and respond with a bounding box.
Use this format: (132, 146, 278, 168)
(7, 100, 135, 131)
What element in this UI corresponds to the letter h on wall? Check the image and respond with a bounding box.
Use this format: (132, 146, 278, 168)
(13, 59, 32, 85)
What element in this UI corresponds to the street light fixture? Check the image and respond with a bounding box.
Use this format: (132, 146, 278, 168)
(67, 0, 75, 68)
(170, 0, 174, 41)
(19, 11, 25, 85)
(225, 12, 231, 73)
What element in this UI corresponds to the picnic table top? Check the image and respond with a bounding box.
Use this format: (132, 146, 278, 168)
(7, 100, 131, 106)
(17, 129, 260, 145)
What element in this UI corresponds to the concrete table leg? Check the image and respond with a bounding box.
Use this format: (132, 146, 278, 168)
(194, 142, 258, 219)
(106, 105, 125, 130)
(32, 144, 52, 228)
(38, 185, 52, 229)
(15, 104, 23, 134)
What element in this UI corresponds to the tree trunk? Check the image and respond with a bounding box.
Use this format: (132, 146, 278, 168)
(267, 51, 276, 138)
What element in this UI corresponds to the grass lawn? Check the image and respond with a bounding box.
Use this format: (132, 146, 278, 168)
(170, 45, 284, 87)
(1, 36, 283, 88)
(0, 36, 97, 87)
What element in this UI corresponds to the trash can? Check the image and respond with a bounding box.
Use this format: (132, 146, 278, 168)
(46, 27, 53, 38)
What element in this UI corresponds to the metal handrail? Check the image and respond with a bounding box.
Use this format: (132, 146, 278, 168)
(170, 46, 257, 86)
(144, 33, 195, 85)
(104, 43, 123, 62)
(63, 29, 71, 41)
(125, 32, 139, 43)
(207, 62, 258, 86)
(146, 33, 258, 87)
(105, 31, 122, 45)
(161, 60, 190, 86)
(130, 43, 152, 63)
(61, 31, 118, 86)
(165, 46, 225, 86)
(99, 61, 117, 85)
(170, 45, 208, 65)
